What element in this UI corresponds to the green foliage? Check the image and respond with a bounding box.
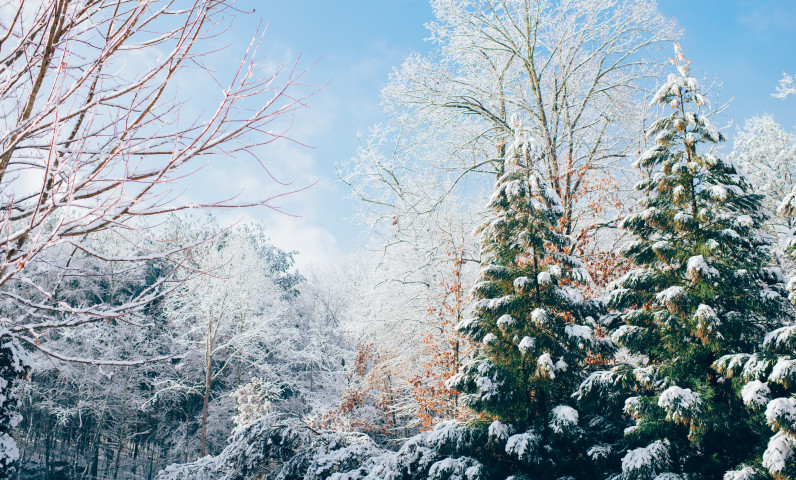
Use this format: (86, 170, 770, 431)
(448, 116, 606, 477)
(601, 46, 794, 478)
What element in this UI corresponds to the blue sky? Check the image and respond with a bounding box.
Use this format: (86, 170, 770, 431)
(199, 1, 796, 267)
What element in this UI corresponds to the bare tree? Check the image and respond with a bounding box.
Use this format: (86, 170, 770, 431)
(0, 0, 312, 473)
(162, 224, 294, 457)
(342, 0, 677, 248)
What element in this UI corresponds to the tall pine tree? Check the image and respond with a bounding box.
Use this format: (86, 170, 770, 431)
(714, 192, 796, 480)
(449, 114, 607, 478)
(598, 45, 792, 479)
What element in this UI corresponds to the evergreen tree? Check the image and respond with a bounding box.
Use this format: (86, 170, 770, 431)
(0, 333, 33, 478)
(597, 45, 792, 479)
(715, 196, 796, 480)
(448, 114, 606, 478)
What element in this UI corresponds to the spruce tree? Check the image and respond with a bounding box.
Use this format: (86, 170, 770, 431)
(449, 114, 606, 478)
(600, 45, 792, 479)
(715, 195, 796, 480)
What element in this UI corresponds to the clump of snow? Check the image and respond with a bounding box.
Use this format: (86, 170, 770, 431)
(723, 465, 762, 480)
(624, 397, 641, 419)
(769, 358, 796, 388)
(555, 358, 568, 372)
(558, 286, 584, 305)
(634, 366, 658, 389)
(621, 440, 671, 479)
(742, 354, 775, 381)
(741, 381, 771, 410)
(694, 304, 723, 341)
(531, 308, 548, 325)
(686, 255, 719, 281)
(654, 474, 686, 480)
(565, 324, 593, 342)
(537, 271, 552, 285)
(513, 276, 530, 293)
(658, 386, 702, 426)
(488, 420, 515, 444)
(655, 286, 687, 313)
(518, 336, 535, 354)
(482, 333, 498, 346)
(765, 397, 796, 431)
(587, 444, 612, 461)
(549, 405, 579, 434)
(427, 456, 484, 480)
(733, 215, 754, 229)
(536, 353, 556, 379)
(763, 326, 796, 352)
(762, 431, 796, 477)
(497, 314, 516, 330)
(505, 430, 541, 462)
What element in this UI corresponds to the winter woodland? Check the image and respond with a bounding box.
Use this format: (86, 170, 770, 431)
(2, 1, 796, 480)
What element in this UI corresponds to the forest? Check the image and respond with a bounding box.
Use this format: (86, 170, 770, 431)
(1, 0, 795, 479)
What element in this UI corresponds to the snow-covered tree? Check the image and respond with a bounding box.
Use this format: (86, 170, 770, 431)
(597, 46, 793, 478)
(0, 333, 33, 478)
(714, 197, 796, 480)
(447, 116, 606, 477)
(773, 73, 796, 100)
(731, 115, 796, 265)
(163, 222, 304, 457)
(0, 0, 312, 471)
(341, 0, 676, 262)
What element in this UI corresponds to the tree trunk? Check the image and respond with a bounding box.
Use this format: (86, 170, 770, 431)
(200, 361, 213, 457)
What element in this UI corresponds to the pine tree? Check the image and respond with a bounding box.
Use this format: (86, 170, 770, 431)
(0, 333, 33, 478)
(448, 114, 607, 477)
(600, 45, 793, 479)
(715, 196, 796, 480)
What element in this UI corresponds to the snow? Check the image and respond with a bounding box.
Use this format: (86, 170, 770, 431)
(518, 336, 535, 354)
(587, 444, 612, 461)
(654, 474, 685, 480)
(694, 303, 722, 339)
(549, 405, 579, 434)
(482, 333, 498, 346)
(621, 440, 671, 478)
(674, 211, 693, 226)
(536, 353, 556, 379)
(763, 326, 796, 352)
(513, 276, 530, 292)
(655, 286, 686, 311)
(742, 354, 775, 381)
(740, 380, 771, 409)
(658, 386, 702, 425)
(427, 456, 484, 480)
(565, 324, 593, 342)
(611, 325, 646, 348)
(531, 308, 548, 325)
(634, 366, 658, 389)
(769, 358, 796, 388)
(497, 314, 516, 330)
(733, 215, 754, 229)
(455, 317, 479, 333)
(487, 420, 514, 443)
(472, 361, 503, 400)
(537, 271, 552, 285)
(686, 255, 719, 281)
(762, 431, 796, 477)
(721, 228, 741, 240)
(624, 397, 641, 419)
(505, 430, 541, 462)
(709, 185, 729, 201)
(558, 286, 584, 305)
(723, 466, 762, 480)
(765, 397, 796, 430)
(555, 358, 568, 372)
